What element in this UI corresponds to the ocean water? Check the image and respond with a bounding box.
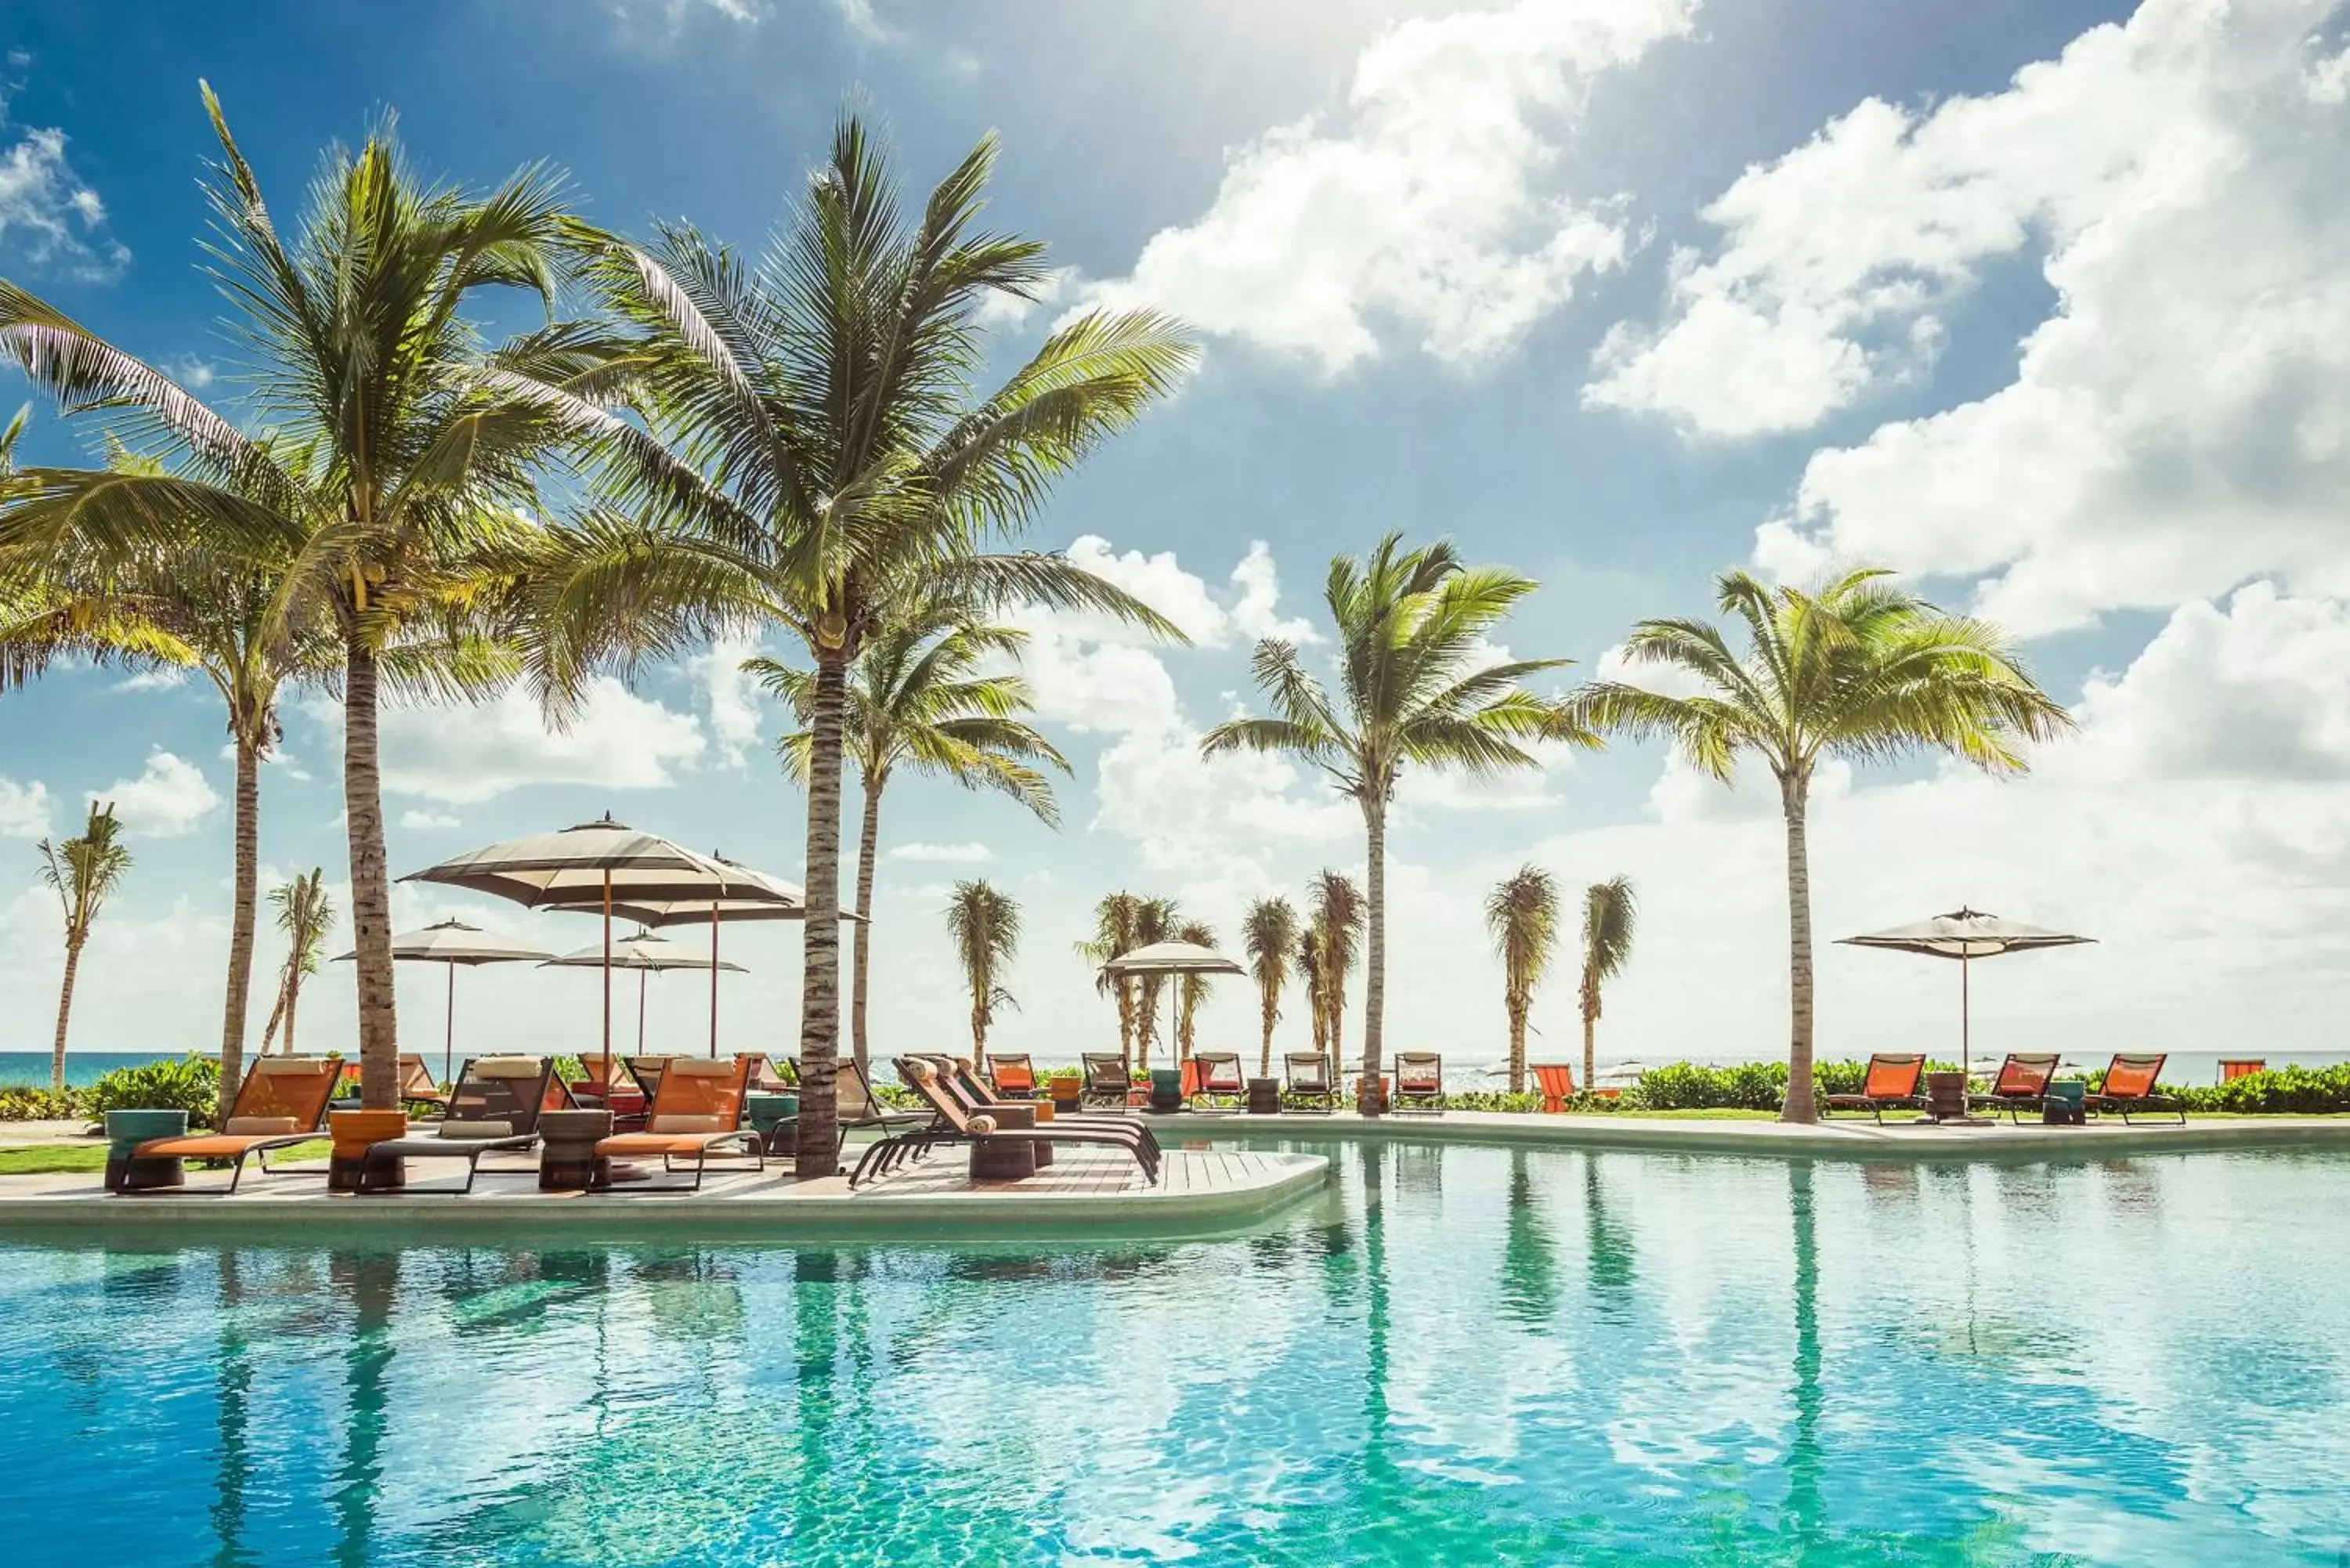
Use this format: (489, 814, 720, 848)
(0, 1052, 187, 1089)
(2, 1142, 2348, 1565)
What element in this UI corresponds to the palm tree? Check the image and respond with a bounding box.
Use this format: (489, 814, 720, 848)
(1578, 876, 1638, 1096)
(1203, 536, 1597, 1112)
(1484, 867, 1559, 1097)
(522, 116, 1195, 1177)
(748, 601, 1066, 1085)
(1307, 870, 1363, 1089)
(944, 879, 1019, 1071)
(0, 87, 580, 1110)
(1573, 568, 2071, 1122)
(37, 800, 132, 1091)
(1295, 926, 1326, 1067)
(260, 869, 334, 1063)
(1173, 919, 1217, 1062)
(1241, 897, 1299, 1076)
(1130, 896, 1179, 1071)
(1076, 891, 1144, 1066)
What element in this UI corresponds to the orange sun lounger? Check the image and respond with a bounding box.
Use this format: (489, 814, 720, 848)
(591, 1056, 763, 1192)
(125, 1057, 341, 1196)
(1823, 1053, 1929, 1123)
(1531, 1063, 1578, 1114)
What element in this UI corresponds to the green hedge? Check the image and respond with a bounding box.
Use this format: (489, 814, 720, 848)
(0, 1086, 84, 1122)
(85, 1055, 223, 1130)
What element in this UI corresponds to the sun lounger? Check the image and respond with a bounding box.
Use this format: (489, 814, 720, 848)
(987, 1053, 1037, 1099)
(1284, 1052, 1337, 1113)
(331, 1053, 450, 1116)
(569, 1057, 650, 1125)
(1392, 1051, 1444, 1115)
(850, 1055, 1162, 1185)
(1967, 1053, 2059, 1124)
(834, 1057, 931, 1130)
(873, 1057, 1159, 1186)
(1530, 1062, 1578, 1114)
(122, 1057, 341, 1196)
(1191, 1051, 1245, 1107)
(1079, 1053, 1138, 1109)
(355, 1057, 567, 1194)
(930, 1055, 1155, 1137)
(2084, 1053, 2185, 1125)
(1823, 1053, 1928, 1123)
(591, 1057, 764, 1192)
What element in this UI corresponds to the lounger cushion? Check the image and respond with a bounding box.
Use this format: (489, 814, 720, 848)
(472, 1057, 541, 1080)
(257, 1057, 328, 1075)
(437, 1118, 516, 1140)
(666, 1058, 734, 1078)
(596, 1132, 741, 1157)
(649, 1114, 726, 1134)
(136, 1133, 276, 1158)
(224, 1116, 301, 1136)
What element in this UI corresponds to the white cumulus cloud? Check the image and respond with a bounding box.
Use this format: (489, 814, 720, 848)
(0, 776, 51, 837)
(0, 92, 130, 280)
(888, 841, 994, 864)
(92, 750, 221, 837)
(1078, 0, 1695, 374)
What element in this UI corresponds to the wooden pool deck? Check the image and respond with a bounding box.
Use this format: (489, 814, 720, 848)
(0, 1143, 1331, 1242)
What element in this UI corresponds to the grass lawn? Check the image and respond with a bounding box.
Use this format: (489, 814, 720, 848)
(0, 1140, 331, 1177)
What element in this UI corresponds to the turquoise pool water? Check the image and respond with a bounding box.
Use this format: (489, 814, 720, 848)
(5, 1143, 2348, 1566)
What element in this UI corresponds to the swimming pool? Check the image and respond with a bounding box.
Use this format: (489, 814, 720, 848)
(5, 1141, 2347, 1566)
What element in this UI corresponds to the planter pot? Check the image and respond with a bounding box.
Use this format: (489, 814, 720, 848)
(327, 1108, 409, 1193)
(745, 1092, 798, 1158)
(1048, 1079, 1083, 1106)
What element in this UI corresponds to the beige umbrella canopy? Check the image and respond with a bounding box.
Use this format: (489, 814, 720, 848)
(543, 930, 746, 1059)
(1838, 906, 2095, 1059)
(333, 918, 555, 1085)
(402, 815, 794, 1083)
(1101, 940, 1245, 1072)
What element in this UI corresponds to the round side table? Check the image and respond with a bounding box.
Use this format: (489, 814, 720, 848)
(539, 1109, 614, 1190)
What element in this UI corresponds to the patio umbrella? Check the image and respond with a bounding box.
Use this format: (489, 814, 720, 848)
(542, 930, 746, 1059)
(402, 815, 792, 1088)
(332, 919, 554, 1085)
(1837, 906, 2095, 1060)
(1101, 940, 1244, 1077)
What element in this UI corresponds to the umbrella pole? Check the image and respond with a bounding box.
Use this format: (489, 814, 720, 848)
(601, 871, 613, 1093)
(1961, 952, 1972, 1064)
(710, 907, 720, 1059)
(638, 967, 647, 1057)
(444, 962, 456, 1089)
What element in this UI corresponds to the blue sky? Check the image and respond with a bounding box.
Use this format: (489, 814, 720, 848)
(5, 0, 2349, 1073)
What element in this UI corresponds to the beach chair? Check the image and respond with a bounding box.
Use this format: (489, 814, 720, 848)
(1284, 1053, 1337, 1113)
(355, 1057, 566, 1194)
(2084, 1053, 2186, 1125)
(1967, 1053, 2059, 1124)
(1392, 1051, 1445, 1115)
(1192, 1052, 1246, 1107)
(625, 1057, 675, 1112)
(880, 1057, 1159, 1186)
(569, 1057, 649, 1125)
(1080, 1053, 1135, 1110)
(1823, 1053, 1928, 1123)
(330, 1053, 450, 1116)
(835, 1057, 931, 1130)
(592, 1057, 763, 1192)
(1531, 1063, 1578, 1114)
(987, 1053, 1038, 1100)
(121, 1057, 340, 1196)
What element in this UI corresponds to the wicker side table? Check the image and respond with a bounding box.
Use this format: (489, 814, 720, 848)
(539, 1109, 613, 1190)
(969, 1104, 1038, 1182)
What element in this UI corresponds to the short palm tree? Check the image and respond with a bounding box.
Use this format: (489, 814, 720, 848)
(260, 869, 334, 1065)
(1573, 569, 2071, 1122)
(1306, 870, 1363, 1088)
(0, 87, 580, 1110)
(749, 601, 1066, 1085)
(38, 800, 132, 1092)
(944, 879, 1019, 1071)
(1578, 876, 1637, 1096)
(1076, 891, 1144, 1066)
(522, 115, 1195, 1177)
(1484, 867, 1559, 1097)
(1295, 927, 1326, 1066)
(1203, 535, 1597, 1112)
(1240, 897, 1299, 1075)
(1130, 896, 1179, 1071)
(1173, 919, 1218, 1062)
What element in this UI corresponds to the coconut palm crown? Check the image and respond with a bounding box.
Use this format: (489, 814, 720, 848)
(1202, 534, 1597, 1112)
(1485, 866, 1560, 1097)
(1578, 876, 1636, 1097)
(1571, 567, 2071, 1122)
(1240, 897, 1299, 1076)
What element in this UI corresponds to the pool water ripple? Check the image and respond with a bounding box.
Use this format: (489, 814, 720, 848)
(5, 1142, 2349, 1565)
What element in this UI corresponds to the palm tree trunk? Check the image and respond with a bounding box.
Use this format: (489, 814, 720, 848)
(217, 737, 261, 1126)
(850, 778, 881, 1088)
(343, 641, 399, 1110)
(285, 972, 302, 1056)
(258, 970, 289, 1055)
(1507, 996, 1527, 1096)
(1361, 797, 1388, 1116)
(1116, 980, 1135, 1069)
(795, 647, 849, 1180)
(49, 938, 81, 1093)
(1259, 987, 1276, 1077)
(1582, 1006, 1596, 1101)
(1781, 770, 1817, 1125)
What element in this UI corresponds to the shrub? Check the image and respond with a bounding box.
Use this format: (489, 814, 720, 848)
(1630, 1058, 1964, 1112)
(86, 1055, 224, 1130)
(0, 1086, 85, 1122)
(2162, 1064, 2350, 1115)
